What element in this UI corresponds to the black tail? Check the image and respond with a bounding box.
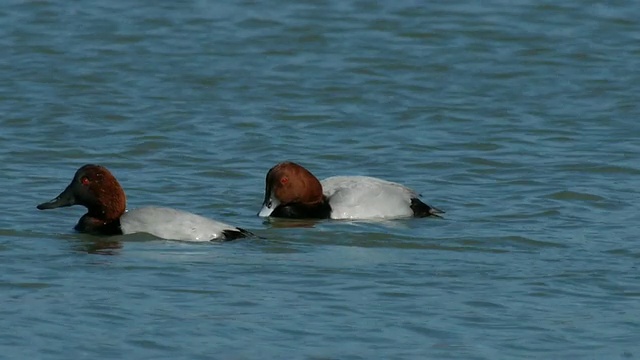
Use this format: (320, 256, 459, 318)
(220, 227, 253, 241)
(410, 198, 445, 218)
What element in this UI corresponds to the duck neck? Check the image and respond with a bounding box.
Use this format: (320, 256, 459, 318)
(87, 192, 126, 219)
(75, 214, 123, 235)
(76, 195, 124, 235)
(272, 196, 332, 219)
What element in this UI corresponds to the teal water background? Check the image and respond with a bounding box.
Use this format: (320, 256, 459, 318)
(1, 1, 639, 358)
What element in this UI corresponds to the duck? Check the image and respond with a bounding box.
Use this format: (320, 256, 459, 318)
(258, 161, 444, 220)
(37, 164, 251, 241)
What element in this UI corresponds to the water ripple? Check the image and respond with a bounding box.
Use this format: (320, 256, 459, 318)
(1, 0, 639, 358)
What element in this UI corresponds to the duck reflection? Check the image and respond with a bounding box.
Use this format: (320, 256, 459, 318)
(261, 217, 322, 229)
(73, 239, 123, 255)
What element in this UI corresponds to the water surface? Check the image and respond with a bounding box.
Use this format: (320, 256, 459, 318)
(1, 0, 639, 358)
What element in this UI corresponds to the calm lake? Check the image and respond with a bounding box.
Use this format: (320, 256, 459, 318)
(1, 0, 639, 358)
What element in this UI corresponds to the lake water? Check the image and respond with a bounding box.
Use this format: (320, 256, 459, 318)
(1, 0, 639, 358)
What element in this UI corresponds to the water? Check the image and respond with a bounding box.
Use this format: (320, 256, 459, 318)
(1, 0, 639, 358)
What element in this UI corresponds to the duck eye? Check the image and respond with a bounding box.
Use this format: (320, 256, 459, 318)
(81, 177, 90, 186)
(280, 177, 288, 184)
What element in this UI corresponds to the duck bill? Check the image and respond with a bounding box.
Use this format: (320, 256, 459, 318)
(37, 185, 76, 210)
(257, 197, 279, 217)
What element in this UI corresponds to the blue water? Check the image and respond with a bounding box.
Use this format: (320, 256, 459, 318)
(1, 0, 639, 358)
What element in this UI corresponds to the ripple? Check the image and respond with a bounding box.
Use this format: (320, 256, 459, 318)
(1, 0, 639, 358)
(604, 248, 640, 259)
(556, 164, 640, 175)
(0, 282, 54, 289)
(545, 190, 606, 202)
(464, 300, 507, 309)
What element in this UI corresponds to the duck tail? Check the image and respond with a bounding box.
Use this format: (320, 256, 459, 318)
(410, 198, 445, 218)
(221, 227, 253, 241)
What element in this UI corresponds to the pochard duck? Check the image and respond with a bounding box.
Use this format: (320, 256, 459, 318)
(258, 161, 444, 220)
(37, 164, 251, 241)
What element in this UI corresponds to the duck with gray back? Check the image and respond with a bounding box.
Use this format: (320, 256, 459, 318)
(38, 164, 251, 241)
(258, 161, 443, 220)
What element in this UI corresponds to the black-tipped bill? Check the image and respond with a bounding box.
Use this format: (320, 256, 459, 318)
(37, 185, 76, 210)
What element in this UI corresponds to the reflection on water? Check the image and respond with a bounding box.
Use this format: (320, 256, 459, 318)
(72, 239, 123, 255)
(262, 217, 322, 229)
